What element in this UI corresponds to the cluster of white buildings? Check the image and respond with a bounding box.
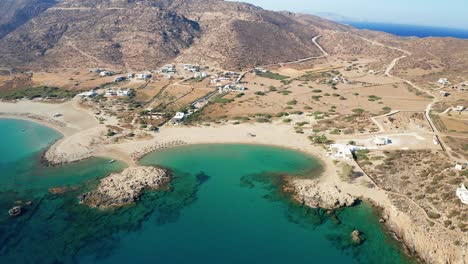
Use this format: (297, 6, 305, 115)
(331, 75, 350, 85)
(218, 84, 246, 93)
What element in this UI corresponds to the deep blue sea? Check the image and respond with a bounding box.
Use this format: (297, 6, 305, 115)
(346, 21, 468, 39)
(0, 118, 417, 263)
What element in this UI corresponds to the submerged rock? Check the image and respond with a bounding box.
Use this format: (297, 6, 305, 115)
(49, 187, 69, 195)
(79, 166, 170, 209)
(8, 206, 22, 217)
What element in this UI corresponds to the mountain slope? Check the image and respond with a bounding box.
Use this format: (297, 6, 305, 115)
(0, 0, 58, 38)
(0, 0, 323, 70)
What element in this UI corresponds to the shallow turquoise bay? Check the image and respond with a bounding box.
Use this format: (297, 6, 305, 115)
(0, 118, 416, 263)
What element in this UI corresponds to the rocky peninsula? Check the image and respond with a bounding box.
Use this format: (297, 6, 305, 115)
(79, 166, 171, 208)
(288, 179, 357, 210)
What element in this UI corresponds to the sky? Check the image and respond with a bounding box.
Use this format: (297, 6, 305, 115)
(233, 0, 468, 29)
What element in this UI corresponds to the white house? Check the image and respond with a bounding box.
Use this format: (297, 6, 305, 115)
(161, 65, 176, 73)
(116, 89, 132, 97)
(328, 144, 354, 160)
(456, 184, 468, 205)
(184, 64, 200, 72)
(219, 84, 246, 93)
(172, 112, 185, 123)
(77, 90, 97, 98)
(100, 71, 112, 77)
(438, 78, 450, 85)
(455, 105, 466, 112)
(211, 77, 230, 84)
(194, 72, 208, 79)
(135, 73, 152, 80)
(455, 164, 464, 171)
(105, 89, 117, 97)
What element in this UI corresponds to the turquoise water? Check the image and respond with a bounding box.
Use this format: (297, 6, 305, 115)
(0, 119, 416, 263)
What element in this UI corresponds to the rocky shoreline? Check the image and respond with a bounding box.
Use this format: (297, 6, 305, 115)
(373, 199, 468, 264)
(79, 166, 171, 209)
(286, 177, 467, 264)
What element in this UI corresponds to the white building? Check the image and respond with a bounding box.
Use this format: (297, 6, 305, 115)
(455, 105, 466, 112)
(438, 78, 451, 85)
(172, 112, 185, 123)
(456, 184, 468, 205)
(211, 77, 230, 84)
(77, 90, 97, 98)
(100, 71, 112, 77)
(184, 64, 200, 72)
(454, 164, 464, 171)
(135, 73, 152, 80)
(161, 65, 176, 73)
(116, 89, 132, 97)
(328, 144, 354, 160)
(105, 89, 117, 97)
(219, 84, 246, 93)
(194, 72, 208, 79)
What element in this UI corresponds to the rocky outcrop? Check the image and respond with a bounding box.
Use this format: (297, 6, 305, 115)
(79, 166, 170, 208)
(351, 230, 365, 245)
(289, 180, 357, 210)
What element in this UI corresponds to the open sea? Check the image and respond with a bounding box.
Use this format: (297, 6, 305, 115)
(346, 21, 468, 39)
(0, 118, 417, 263)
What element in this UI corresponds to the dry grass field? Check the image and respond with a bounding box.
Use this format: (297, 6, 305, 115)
(358, 150, 467, 233)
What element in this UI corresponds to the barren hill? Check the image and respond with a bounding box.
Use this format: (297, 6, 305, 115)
(0, 0, 326, 70)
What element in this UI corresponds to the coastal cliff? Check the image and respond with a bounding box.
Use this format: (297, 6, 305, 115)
(79, 166, 171, 208)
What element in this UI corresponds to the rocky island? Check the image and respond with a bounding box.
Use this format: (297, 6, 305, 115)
(79, 166, 170, 209)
